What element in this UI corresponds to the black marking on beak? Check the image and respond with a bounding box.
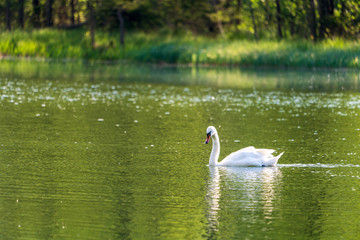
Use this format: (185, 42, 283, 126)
(205, 132, 211, 144)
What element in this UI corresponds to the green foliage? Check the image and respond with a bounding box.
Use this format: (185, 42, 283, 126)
(0, 29, 122, 60)
(1, 0, 360, 40)
(1, 29, 360, 68)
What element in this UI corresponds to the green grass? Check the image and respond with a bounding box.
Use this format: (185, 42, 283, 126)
(1, 29, 360, 68)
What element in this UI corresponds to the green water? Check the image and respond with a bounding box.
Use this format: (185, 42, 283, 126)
(0, 61, 360, 239)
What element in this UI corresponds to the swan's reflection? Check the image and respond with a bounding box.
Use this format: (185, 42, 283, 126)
(206, 166, 282, 233)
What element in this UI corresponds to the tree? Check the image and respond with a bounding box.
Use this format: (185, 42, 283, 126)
(248, 0, 258, 40)
(337, 0, 360, 37)
(45, 0, 54, 27)
(308, 0, 317, 41)
(18, 0, 25, 29)
(87, 0, 95, 48)
(209, 0, 226, 37)
(113, 0, 146, 47)
(1, 0, 360, 42)
(234, 0, 243, 30)
(57, 0, 69, 26)
(117, 7, 125, 48)
(70, 0, 76, 25)
(275, 0, 283, 38)
(5, 0, 11, 31)
(32, 0, 41, 28)
(317, 0, 335, 39)
(263, 0, 272, 27)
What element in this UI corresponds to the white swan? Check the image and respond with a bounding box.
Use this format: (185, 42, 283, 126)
(205, 126, 283, 167)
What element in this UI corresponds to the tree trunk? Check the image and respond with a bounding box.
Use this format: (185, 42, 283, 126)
(264, 0, 271, 26)
(18, 0, 24, 29)
(77, 14, 81, 25)
(117, 8, 125, 48)
(45, 0, 53, 27)
(235, 0, 242, 29)
(32, 0, 41, 28)
(6, 0, 11, 31)
(309, 0, 317, 42)
(275, 0, 283, 38)
(88, 0, 95, 48)
(70, 0, 75, 25)
(289, 14, 295, 36)
(58, 0, 68, 26)
(249, 0, 258, 41)
(317, 0, 335, 39)
(76, 0, 81, 24)
(209, 0, 225, 37)
(328, 0, 335, 14)
(217, 20, 225, 37)
(317, 0, 327, 39)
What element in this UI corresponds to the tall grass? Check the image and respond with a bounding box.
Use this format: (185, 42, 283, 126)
(0, 29, 360, 68)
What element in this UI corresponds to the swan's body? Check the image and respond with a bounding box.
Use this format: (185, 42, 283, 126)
(205, 126, 283, 167)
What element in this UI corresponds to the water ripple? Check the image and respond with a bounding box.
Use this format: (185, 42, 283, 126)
(278, 163, 360, 168)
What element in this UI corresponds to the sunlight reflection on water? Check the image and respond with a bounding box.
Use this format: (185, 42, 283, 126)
(2, 78, 360, 117)
(207, 166, 282, 236)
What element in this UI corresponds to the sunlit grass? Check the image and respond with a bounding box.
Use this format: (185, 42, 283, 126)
(0, 29, 360, 68)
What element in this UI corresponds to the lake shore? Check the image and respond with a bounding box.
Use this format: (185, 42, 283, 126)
(1, 29, 360, 69)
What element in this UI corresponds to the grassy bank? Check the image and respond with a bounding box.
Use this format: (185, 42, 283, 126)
(1, 29, 360, 68)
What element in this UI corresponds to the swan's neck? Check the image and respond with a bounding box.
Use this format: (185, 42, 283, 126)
(209, 135, 220, 166)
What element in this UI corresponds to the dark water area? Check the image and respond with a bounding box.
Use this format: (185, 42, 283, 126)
(0, 60, 360, 239)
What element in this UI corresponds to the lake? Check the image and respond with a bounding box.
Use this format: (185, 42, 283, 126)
(0, 60, 360, 239)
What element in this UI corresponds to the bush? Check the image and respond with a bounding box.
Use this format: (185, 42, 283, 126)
(1, 29, 360, 68)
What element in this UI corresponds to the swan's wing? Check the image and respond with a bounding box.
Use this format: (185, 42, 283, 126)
(255, 148, 276, 157)
(229, 147, 275, 159)
(221, 146, 260, 164)
(237, 146, 256, 152)
(220, 147, 278, 167)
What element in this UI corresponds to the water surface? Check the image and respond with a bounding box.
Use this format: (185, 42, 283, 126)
(0, 61, 360, 239)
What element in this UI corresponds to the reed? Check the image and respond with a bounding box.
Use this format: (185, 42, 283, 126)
(0, 29, 360, 68)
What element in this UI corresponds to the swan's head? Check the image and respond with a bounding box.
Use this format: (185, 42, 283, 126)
(205, 126, 217, 144)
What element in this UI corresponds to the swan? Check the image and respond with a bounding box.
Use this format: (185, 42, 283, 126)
(205, 126, 283, 167)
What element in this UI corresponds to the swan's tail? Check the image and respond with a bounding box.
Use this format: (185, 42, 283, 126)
(267, 152, 284, 167)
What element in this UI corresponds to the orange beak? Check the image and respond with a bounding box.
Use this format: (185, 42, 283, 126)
(205, 133, 211, 144)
